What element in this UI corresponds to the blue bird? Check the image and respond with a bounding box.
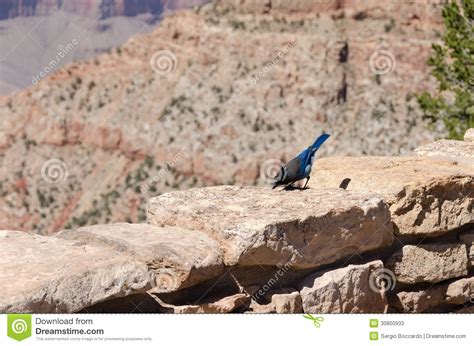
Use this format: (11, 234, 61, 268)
(272, 133, 330, 189)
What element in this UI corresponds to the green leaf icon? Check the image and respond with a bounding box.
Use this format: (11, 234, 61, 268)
(7, 314, 32, 341)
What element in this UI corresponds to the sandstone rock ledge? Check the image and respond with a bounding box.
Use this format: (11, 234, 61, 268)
(147, 186, 394, 268)
(0, 231, 153, 313)
(57, 223, 224, 292)
(310, 156, 473, 237)
(1, 136, 473, 313)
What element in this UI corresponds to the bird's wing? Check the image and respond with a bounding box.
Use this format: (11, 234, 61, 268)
(299, 147, 312, 168)
(285, 155, 304, 181)
(296, 148, 312, 176)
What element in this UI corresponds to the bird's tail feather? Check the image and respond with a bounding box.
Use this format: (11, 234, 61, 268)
(311, 133, 330, 152)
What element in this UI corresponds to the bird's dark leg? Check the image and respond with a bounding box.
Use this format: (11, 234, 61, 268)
(302, 176, 310, 189)
(284, 182, 295, 190)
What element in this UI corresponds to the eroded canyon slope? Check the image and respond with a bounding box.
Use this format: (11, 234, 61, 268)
(0, 0, 447, 233)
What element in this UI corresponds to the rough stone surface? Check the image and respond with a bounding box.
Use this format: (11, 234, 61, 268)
(460, 230, 474, 268)
(393, 277, 474, 312)
(310, 156, 474, 237)
(464, 129, 474, 142)
(246, 290, 303, 313)
(393, 289, 443, 313)
(454, 305, 474, 313)
(414, 139, 474, 159)
(57, 223, 224, 291)
(271, 290, 303, 313)
(147, 186, 393, 268)
(445, 277, 474, 305)
(216, 0, 339, 13)
(0, 230, 153, 313)
(216, 0, 444, 15)
(299, 260, 388, 313)
(156, 293, 250, 313)
(247, 301, 276, 313)
(387, 244, 468, 284)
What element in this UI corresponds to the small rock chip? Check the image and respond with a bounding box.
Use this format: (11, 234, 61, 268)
(460, 230, 474, 268)
(271, 290, 303, 313)
(464, 128, 474, 142)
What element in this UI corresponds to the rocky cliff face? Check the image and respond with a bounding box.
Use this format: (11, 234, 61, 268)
(0, 0, 209, 95)
(0, 0, 447, 234)
(0, 0, 208, 19)
(1, 135, 472, 313)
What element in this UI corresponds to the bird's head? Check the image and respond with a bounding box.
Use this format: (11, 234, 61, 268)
(272, 166, 286, 185)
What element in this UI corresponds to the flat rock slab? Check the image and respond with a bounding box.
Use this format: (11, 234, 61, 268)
(58, 223, 224, 292)
(414, 139, 474, 160)
(299, 260, 388, 313)
(0, 230, 153, 313)
(393, 276, 474, 312)
(147, 186, 393, 268)
(310, 156, 474, 237)
(387, 243, 468, 284)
